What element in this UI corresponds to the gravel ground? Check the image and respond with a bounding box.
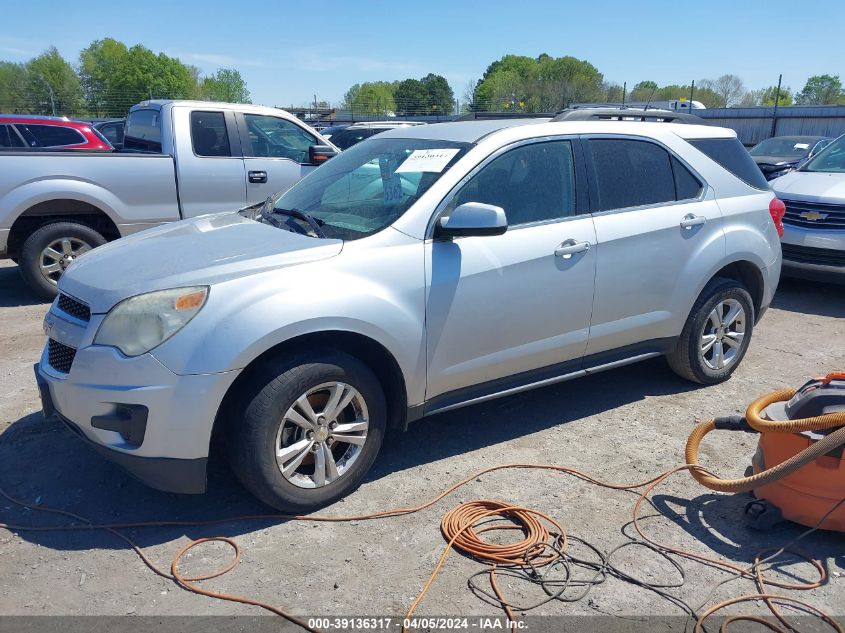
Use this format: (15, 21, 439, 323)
(0, 259, 843, 629)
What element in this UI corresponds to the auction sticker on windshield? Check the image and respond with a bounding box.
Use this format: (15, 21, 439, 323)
(396, 148, 460, 173)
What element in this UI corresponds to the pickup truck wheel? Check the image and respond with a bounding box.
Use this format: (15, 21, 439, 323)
(19, 222, 106, 299)
(667, 277, 754, 385)
(229, 351, 386, 512)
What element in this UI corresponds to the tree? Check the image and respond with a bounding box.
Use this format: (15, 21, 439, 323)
(700, 74, 746, 107)
(629, 80, 658, 101)
(0, 62, 29, 113)
(26, 47, 84, 116)
(200, 68, 250, 103)
(760, 85, 793, 106)
(420, 73, 454, 115)
(795, 75, 843, 105)
(393, 79, 429, 115)
(341, 81, 396, 115)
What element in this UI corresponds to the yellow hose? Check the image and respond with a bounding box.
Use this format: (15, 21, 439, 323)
(686, 386, 845, 493)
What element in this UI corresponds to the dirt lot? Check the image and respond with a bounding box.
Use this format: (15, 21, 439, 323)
(1, 259, 844, 629)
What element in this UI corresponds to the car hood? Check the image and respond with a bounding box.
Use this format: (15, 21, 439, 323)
(59, 212, 343, 313)
(771, 171, 845, 203)
(753, 155, 800, 168)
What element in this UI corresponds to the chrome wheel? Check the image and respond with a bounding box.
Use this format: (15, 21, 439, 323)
(39, 237, 92, 286)
(275, 382, 369, 489)
(699, 298, 745, 370)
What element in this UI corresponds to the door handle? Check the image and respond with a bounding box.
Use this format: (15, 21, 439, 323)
(680, 213, 706, 229)
(554, 239, 590, 259)
(248, 170, 268, 184)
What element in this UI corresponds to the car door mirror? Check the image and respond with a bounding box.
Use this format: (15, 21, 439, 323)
(435, 202, 508, 239)
(309, 144, 337, 165)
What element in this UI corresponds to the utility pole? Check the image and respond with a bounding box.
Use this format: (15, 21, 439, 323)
(689, 80, 695, 110)
(622, 81, 626, 107)
(771, 74, 783, 138)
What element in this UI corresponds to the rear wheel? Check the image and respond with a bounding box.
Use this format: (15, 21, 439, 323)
(19, 222, 106, 299)
(667, 277, 754, 384)
(228, 351, 386, 512)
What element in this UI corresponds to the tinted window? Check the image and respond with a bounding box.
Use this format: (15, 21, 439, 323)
(0, 124, 24, 148)
(329, 127, 383, 150)
(589, 139, 675, 211)
(453, 140, 576, 225)
(124, 109, 162, 152)
(98, 122, 124, 144)
(20, 124, 85, 147)
(689, 138, 768, 189)
(190, 111, 231, 157)
(243, 114, 315, 163)
(672, 157, 703, 200)
(803, 135, 845, 173)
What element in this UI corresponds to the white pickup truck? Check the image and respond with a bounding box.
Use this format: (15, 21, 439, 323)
(0, 100, 337, 297)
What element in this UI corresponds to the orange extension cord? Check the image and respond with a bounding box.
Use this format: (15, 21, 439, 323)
(2, 391, 844, 632)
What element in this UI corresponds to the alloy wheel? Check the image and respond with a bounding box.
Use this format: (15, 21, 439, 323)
(39, 237, 92, 286)
(699, 298, 746, 370)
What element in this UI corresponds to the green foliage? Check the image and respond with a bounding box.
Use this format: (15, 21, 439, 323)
(341, 81, 397, 115)
(340, 73, 454, 116)
(472, 54, 604, 111)
(795, 75, 844, 105)
(0, 62, 29, 113)
(394, 79, 428, 115)
(200, 68, 251, 103)
(419, 73, 454, 115)
(629, 81, 722, 108)
(760, 85, 792, 106)
(25, 47, 84, 115)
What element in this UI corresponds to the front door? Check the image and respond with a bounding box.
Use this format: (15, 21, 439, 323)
(425, 139, 597, 404)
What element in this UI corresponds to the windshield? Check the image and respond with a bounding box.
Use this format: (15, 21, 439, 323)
(802, 135, 845, 173)
(749, 137, 815, 158)
(269, 137, 471, 239)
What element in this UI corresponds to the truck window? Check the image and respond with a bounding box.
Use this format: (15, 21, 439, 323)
(190, 111, 231, 157)
(0, 124, 24, 148)
(242, 114, 315, 163)
(124, 109, 162, 152)
(19, 124, 85, 147)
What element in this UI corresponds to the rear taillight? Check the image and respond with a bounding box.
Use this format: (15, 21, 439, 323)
(769, 197, 786, 238)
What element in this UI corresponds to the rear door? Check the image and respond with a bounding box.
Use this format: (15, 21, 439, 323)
(583, 135, 725, 359)
(235, 113, 322, 204)
(174, 108, 247, 217)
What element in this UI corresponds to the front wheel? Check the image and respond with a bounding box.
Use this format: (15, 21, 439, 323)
(667, 277, 755, 384)
(228, 351, 386, 512)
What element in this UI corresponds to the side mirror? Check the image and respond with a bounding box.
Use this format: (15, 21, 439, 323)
(309, 144, 337, 165)
(434, 202, 508, 239)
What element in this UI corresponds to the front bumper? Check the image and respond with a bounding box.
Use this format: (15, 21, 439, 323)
(36, 308, 239, 493)
(781, 224, 845, 283)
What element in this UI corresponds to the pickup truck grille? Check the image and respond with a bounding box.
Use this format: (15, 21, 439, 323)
(782, 199, 845, 230)
(48, 339, 77, 374)
(781, 243, 845, 268)
(57, 293, 91, 322)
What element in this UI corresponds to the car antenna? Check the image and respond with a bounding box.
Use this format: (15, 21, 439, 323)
(643, 85, 658, 111)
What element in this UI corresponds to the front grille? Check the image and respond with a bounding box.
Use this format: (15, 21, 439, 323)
(782, 199, 845, 230)
(47, 339, 77, 374)
(781, 243, 845, 268)
(57, 293, 90, 322)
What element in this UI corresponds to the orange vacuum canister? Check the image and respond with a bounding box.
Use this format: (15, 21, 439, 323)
(749, 376, 845, 531)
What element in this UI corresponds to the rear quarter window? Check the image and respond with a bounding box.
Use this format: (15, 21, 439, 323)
(688, 138, 768, 190)
(124, 109, 162, 152)
(20, 124, 85, 147)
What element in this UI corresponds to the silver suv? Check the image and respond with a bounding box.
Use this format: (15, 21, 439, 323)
(35, 119, 783, 511)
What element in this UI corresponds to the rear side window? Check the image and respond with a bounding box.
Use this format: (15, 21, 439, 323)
(0, 124, 24, 148)
(20, 124, 85, 147)
(688, 138, 768, 189)
(672, 157, 704, 200)
(330, 127, 382, 150)
(190, 111, 231, 157)
(589, 139, 675, 211)
(124, 109, 162, 152)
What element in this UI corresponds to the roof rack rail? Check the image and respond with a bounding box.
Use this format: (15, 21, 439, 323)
(455, 112, 555, 121)
(551, 108, 704, 124)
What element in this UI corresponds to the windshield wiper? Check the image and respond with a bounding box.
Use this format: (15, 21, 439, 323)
(259, 197, 326, 238)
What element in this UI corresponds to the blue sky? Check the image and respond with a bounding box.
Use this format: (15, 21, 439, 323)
(2, 0, 842, 107)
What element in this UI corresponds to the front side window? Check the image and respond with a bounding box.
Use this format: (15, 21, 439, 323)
(20, 124, 85, 147)
(243, 114, 316, 163)
(589, 139, 676, 211)
(268, 137, 470, 240)
(190, 111, 231, 157)
(451, 140, 576, 225)
(803, 135, 845, 173)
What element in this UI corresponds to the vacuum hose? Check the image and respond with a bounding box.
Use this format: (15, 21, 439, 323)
(686, 387, 845, 493)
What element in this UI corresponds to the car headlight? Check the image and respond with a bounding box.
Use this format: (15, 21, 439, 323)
(94, 286, 208, 356)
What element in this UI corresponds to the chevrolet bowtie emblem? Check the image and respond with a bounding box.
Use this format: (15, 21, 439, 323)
(799, 211, 828, 221)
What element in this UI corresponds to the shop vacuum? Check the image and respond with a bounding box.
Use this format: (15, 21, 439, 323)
(686, 373, 845, 532)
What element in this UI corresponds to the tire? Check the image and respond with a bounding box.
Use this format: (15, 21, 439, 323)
(228, 351, 386, 512)
(19, 222, 106, 299)
(667, 277, 755, 385)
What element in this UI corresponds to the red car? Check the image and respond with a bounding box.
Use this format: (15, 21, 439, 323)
(0, 115, 112, 150)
